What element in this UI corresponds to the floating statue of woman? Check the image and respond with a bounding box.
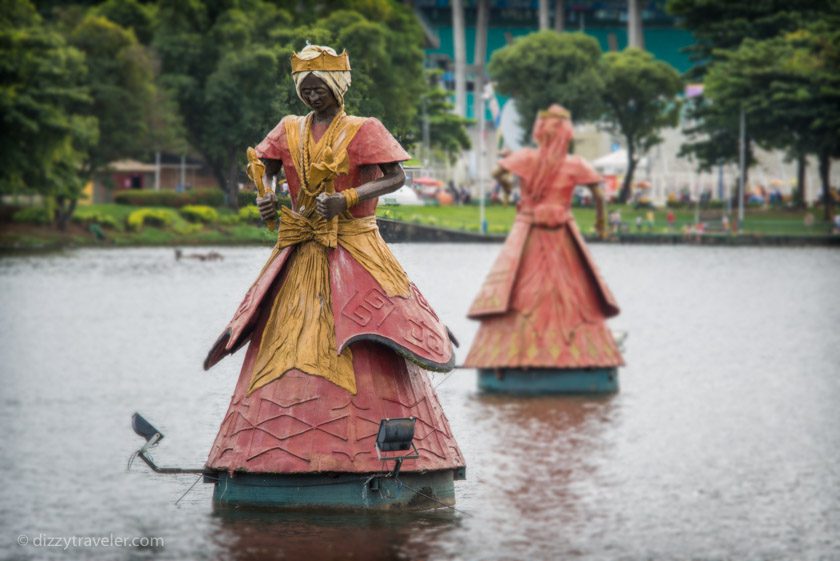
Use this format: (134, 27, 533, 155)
(203, 45, 464, 509)
(464, 105, 624, 393)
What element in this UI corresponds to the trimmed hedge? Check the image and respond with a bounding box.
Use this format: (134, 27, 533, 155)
(72, 209, 120, 229)
(238, 205, 262, 223)
(127, 208, 178, 230)
(115, 188, 225, 208)
(180, 205, 219, 223)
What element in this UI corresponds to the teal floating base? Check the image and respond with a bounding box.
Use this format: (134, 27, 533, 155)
(211, 469, 461, 511)
(477, 367, 619, 394)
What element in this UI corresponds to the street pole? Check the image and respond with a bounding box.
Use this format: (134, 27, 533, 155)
(180, 154, 186, 192)
(422, 98, 430, 169)
(154, 151, 161, 191)
(738, 106, 746, 231)
(478, 87, 487, 234)
(475, 0, 489, 234)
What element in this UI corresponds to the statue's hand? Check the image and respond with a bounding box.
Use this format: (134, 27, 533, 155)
(256, 191, 278, 223)
(315, 192, 347, 220)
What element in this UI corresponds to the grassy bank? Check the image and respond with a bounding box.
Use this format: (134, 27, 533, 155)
(377, 204, 835, 237)
(0, 202, 835, 251)
(1, 203, 276, 250)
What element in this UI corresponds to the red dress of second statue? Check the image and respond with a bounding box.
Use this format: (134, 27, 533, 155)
(464, 106, 624, 385)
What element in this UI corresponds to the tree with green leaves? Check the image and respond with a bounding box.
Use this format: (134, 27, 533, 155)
(788, 24, 840, 218)
(677, 95, 755, 194)
(202, 46, 292, 202)
(488, 30, 604, 142)
(667, 0, 831, 77)
(415, 71, 471, 161)
(704, 25, 840, 214)
(153, 0, 294, 206)
(69, 14, 157, 175)
(153, 2, 434, 207)
(328, 9, 427, 143)
(599, 48, 682, 203)
(0, 0, 97, 229)
(92, 0, 156, 44)
(667, 0, 838, 184)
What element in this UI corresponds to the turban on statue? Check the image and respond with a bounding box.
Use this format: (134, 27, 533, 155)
(292, 45, 352, 109)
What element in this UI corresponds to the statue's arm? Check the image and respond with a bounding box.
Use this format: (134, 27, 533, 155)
(357, 162, 405, 199)
(316, 162, 405, 219)
(585, 181, 607, 239)
(492, 164, 514, 195)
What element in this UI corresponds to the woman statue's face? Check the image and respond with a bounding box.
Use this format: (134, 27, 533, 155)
(299, 74, 338, 113)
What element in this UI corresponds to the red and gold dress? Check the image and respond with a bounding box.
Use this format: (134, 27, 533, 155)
(203, 112, 464, 476)
(464, 144, 624, 371)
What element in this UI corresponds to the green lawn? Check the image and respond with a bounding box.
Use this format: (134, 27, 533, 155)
(2, 202, 834, 251)
(375, 203, 834, 237)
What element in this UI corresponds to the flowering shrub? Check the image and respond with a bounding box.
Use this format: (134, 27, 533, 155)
(180, 205, 219, 223)
(237, 205, 262, 223)
(127, 208, 177, 230)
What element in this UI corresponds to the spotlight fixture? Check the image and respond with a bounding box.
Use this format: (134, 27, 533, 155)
(132, 412, 164, 443)
(375, 417, 419, 477)
(127, 413, 203, 475)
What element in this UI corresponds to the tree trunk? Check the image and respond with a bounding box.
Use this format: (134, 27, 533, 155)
(627, 0, 644, 49)
(730, 166, 750, 210)
(587, 183, 607, 238)
(226, 153, 240, 210)
(538, 0, 549, 30)
(212, 164, 228, 207)
(554, 0, 565, 32)
(818, 150, 832, 221)
(617, 143, 637, 204)
(54, 195, 77, 232)
(795, 152, 806, 210)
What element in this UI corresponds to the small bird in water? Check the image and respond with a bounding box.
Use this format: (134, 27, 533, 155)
(174, 249, 223, 262)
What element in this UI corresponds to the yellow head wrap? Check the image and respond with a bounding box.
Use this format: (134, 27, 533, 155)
(292, 45, 352, 109)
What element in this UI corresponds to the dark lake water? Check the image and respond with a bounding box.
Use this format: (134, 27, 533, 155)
(1, 244, 839, 561)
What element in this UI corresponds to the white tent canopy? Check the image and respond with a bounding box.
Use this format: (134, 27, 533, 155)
(592, 149, 648, 174)
(379, 185, 423, 206)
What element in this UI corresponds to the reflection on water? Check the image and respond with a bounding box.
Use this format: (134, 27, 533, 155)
(1, 245, 839, 561)
(211, 509, 459, 561)
(472, 395, 617, 514)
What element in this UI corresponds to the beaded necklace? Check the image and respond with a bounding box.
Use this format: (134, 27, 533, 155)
(299, 110, 345, 199)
